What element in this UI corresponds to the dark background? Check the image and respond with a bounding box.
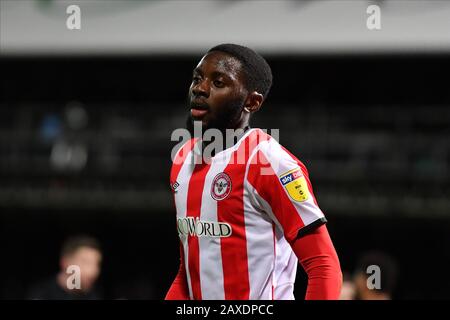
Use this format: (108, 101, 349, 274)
(1, 54, 449, 299)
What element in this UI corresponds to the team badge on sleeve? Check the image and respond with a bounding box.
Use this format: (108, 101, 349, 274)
(279, 168, 309, 202)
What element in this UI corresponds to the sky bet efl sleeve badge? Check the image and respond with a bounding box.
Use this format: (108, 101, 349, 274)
(279, 168, 309, 202)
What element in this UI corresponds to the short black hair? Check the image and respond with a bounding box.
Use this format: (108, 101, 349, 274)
(207, 43, 273, 99)
(355, 251, 398, 295)
(60, 235, 101, 258)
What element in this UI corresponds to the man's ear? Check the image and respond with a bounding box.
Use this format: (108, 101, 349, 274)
(244, 91, 264, 113)
(60, 257, 70, 271)
(60, 258, 66, 271)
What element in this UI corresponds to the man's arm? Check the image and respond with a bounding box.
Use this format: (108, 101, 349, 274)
(245, 136, 342, 299)
(290, 224, 342, 300)
(165, 245, 190, 300)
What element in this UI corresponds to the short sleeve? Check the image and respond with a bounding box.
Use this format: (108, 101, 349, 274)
(246, 138, 326, 243)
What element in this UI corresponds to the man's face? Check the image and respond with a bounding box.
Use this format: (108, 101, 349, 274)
(187, 51, 249, 132)
(62, 247, 102, 292)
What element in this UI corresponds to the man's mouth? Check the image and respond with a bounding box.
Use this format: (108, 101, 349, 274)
(191, 108, 208, 118)
(190, 101, 209, 119)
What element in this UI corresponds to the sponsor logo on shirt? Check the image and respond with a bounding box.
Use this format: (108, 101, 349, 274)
(279, 168, 309, 202)
(211, 172, 232, 201)
(177, 217, 232, 238)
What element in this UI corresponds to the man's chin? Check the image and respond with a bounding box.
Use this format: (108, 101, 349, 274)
(186, 115, 211, 134)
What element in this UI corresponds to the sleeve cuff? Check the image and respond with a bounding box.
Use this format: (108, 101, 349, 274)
(295, 217, 328, 239)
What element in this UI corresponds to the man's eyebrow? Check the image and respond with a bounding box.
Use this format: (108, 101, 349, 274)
(211, 71, 233, 80)
(193, 68, 234, 80)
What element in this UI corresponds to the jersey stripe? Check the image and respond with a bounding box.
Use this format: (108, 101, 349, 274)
(171, 138, 197, 184)
(217, 130, 268, 299)
(272, 223, 276, 300)
(243, 130, 274, 299)
(248, 183, 298, 299)
(247, 147, 306, 243)
(186, 162, 211, 300)
(197, 152, 232, 299)
(172, 142, 198, 299)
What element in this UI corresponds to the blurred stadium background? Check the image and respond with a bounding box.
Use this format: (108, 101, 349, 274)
(1, 0, 449, 299)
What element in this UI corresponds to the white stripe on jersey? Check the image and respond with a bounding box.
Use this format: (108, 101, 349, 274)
(174, 149, 196, 300)
(243, 182, 275, 299)
(246, 181, 297, 300)
(197, 152, 232, 300)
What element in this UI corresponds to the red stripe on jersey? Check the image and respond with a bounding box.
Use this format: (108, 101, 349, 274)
(186, 162, 211, 300)
(170, 138, 197, 184)
(217, 130, 269, 299)
(247, 150, 306, 243)
(272, 223, 276, 300)
(171, 139, 198, 299)
(171, 138, 199, 299)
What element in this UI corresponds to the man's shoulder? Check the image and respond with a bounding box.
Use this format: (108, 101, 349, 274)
(250, 129, 291, 158)
(250, 129, 306, 171)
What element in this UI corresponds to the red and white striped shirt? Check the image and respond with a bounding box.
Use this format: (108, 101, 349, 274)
(170, 128, 327, 300)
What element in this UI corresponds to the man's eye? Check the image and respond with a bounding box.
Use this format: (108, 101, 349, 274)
(214, 80, 224, 87)
(192, 76, 201, 83)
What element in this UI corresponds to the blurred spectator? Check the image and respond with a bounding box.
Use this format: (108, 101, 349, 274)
(27, 235, 103, 300)
(353, 251, 398, 300)
(339, 272, 356, 300)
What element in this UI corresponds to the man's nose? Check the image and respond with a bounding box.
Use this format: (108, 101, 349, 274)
(192, 79, 210, 98)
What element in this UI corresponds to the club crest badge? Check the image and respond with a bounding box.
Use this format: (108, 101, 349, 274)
(211, 172, 232, 201)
